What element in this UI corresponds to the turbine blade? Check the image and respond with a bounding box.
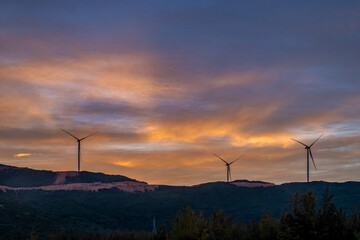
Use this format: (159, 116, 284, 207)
(290, 138, 308, 147)
(80, 132, 97, 141)
(310, 132, 325, 147)
(213, 153, 228, 164)
(309, 149, 317, 171)
(59, 128, 79, 140)
(229, 156, 243, 165)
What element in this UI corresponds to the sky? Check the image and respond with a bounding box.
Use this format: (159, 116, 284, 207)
(0, 0, 360, 185)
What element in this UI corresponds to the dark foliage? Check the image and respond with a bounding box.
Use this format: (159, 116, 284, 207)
(11, 190, 360, 240)
(2, 165, 360, 239)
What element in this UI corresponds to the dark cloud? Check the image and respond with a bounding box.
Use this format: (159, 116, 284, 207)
(71, 100, 145, 118)
(0, 0, 359, 184)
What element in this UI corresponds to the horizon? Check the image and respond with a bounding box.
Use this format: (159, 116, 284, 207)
(1, 162, 356, 187)
(1, 1, 360, 186)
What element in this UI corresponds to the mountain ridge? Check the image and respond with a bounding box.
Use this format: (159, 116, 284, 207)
(1, 164, 358, 190)
(0, 164, 141, 188)
(1, 164, 360, 238)
(0, 164, 279, 191)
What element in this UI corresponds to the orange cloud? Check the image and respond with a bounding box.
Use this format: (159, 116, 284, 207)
(113, 160, 137, 168)
(14, 153, 33, 158)
(144, 105, 292, 148)
(0, 52, 358, 186)
(0, 54, 185, 107)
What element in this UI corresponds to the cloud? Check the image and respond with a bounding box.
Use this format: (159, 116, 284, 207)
(13, 153, 33, 158)
(0, 1, 359, 185)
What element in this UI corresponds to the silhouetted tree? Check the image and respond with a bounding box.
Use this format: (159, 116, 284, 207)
(317, 187, 347, 240)
(153, 226, 168, 240)
(259, 214, 279, 240)
(207, 209, 233, 240)
(348, 209, 360, 240)
(278, 211, 294, 240)
(233, 220, 245, 240)
(170, 206, 207, 240)
(243, 220, 260, 240)
(278, 190, 317, 239)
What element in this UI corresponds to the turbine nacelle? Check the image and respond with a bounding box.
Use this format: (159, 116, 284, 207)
(59, 128, 97, 172)
(213, 153, 242, 182)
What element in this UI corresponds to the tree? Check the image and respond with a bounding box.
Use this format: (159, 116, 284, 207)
(207, 209, 233, 240)
(153, 226, 168, 240)
(170, 206, 207, 240)
(233, 220, 245, 240)
(278, 190, 317, 239)
(259, 214, 279, 240)
(243, 220, 260, 240)
(278, 211, 295, 240)
(317, 187, 347, 240)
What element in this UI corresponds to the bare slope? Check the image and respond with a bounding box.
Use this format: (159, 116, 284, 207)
(0, 164, 139, 188)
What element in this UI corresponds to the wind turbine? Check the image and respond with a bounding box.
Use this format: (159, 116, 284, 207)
(291, 133, 324, 183)
(213, 154, 242, 182)
(59, 128, 96, 173)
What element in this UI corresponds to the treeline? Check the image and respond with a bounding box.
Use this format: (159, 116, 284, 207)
(30, 189, 360, 240)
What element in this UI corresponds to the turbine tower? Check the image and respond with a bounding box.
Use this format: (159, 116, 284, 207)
(213, 154, 242, 182)
(60, 128, 96, 173)
(291, 133, 324, 183)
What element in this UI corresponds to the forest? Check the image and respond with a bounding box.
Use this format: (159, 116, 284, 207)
(25, 189, 360, 240)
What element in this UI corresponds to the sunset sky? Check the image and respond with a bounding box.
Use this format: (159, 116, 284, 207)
(1, 1, 360, 185)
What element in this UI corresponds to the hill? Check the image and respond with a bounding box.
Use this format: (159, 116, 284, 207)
(0, 164, 139, 187)
(1, 164, 360, 239)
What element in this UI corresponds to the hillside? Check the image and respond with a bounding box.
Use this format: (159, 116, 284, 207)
(1, 165, 360, 239)
(0, 164, 139, 187)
